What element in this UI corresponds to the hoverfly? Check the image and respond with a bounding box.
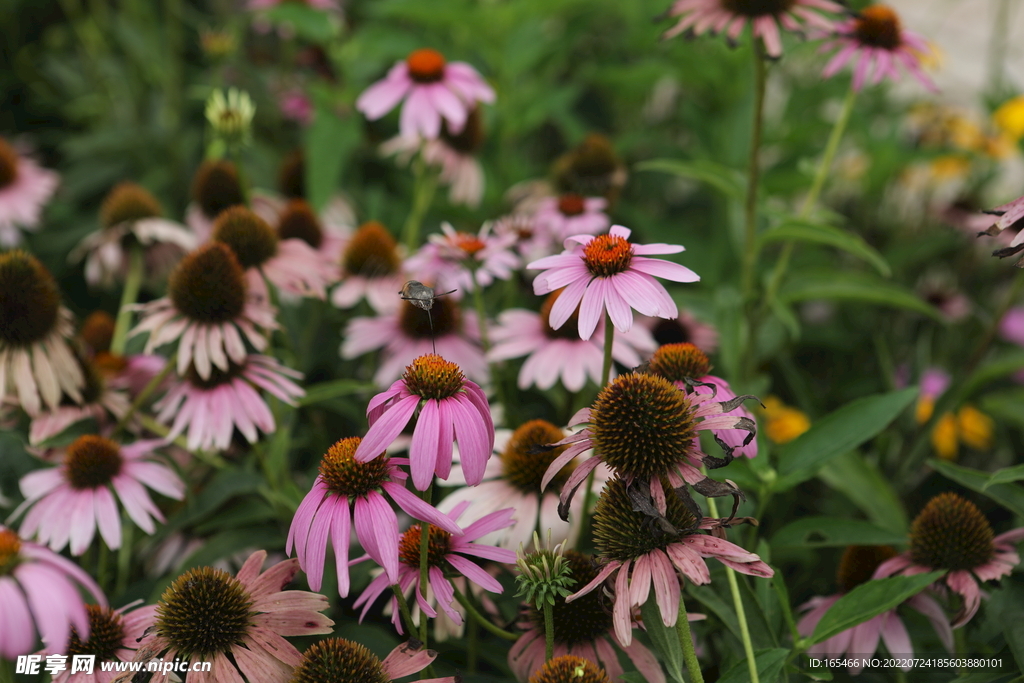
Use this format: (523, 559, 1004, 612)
(399, 280, 457, 353)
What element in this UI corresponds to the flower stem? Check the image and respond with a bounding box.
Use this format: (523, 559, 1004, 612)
(600, 311, 615, 387)
(402, 151, 439, 252)
(706, 488, 759, 683)
(391, 584, 417, 636)
(115, 518, 133, 595)
(543, 601, 554, 662)
(740, 45, 768, 307)
(110, 245, 145, 356)
(676, 595, 704, 683)
(452, 583, 519, 640)
(418, 482, 434, 646)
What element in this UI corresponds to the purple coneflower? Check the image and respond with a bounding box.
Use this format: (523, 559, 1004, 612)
(291, 638, 461, 683)
(138, 550, 334, 683)
(185, 159, 245, 243)
(405, 221, 520, 295)
(526, 656, 611, 683)
(48, 603, 157, 683)
(660, 0, 841, 57)
(529, 225, 698, 341)
(28, 352, 130, 445)
(572, 477, 772, 646)
(353, 503, 516, 632)
(286, 436, 462, 596)
(251, 193, 352, 263)
(0, 137, 59, 247)
(509, 550, 666, 683)
(874, 492, 1024, 628)
(0, 525, 106, 658)
(154, 354, 303, 452)
(356, 48, 495, 139)
(332, 220, 406, 313)
(69, 182, 196, 289)
(438, 420, 610, 550)
(13, 435, 184, 555)
(355, 354, 494, 491)
(343, 299, 487, 388)
(821, 6, 937, 91)
(532, 194, 610, 242)
(798, 546, 952, 674)
(488, 289, 656, 392)
(130, 242, 278, 379)
(0, 251, 85, 416)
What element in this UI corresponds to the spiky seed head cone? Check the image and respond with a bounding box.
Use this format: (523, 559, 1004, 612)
(529, 655, 611, 683)
(909, 492, 995, 571)
(0, 250, 61, 347)
(155, 566, 254, 660)
(836, 545, 898, 593)
(100, 182, 162, 229)
(502, 420, 573, 492)
(593, 477, 698, 562)
(212, 206, 279, 270)
(167, 243, 247, 324)
(289, 638, 391, 683)
(646, 343, 711, 383)
(66, 605, 127, 662)
(192, 160, 244, 219)
(319, 437, 391, 498)
(528, 550, 612, 646)
(277, 199, 324, 249)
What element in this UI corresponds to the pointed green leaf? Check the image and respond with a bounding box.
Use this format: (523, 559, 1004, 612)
(636, 158, 745, 201)
(640, 595, 687, 683)
(771, 517, 906, 549)
(985, 464, 1024, 489)
(929, 459, 1024, 518)
(717, 648, 789, 683)
(298, 379, 374, 406)
(305, 103, 359, 211)
(757, 219, 891, 276)
(779, 271, 944, 321)
(810, 572, 944, 645)
(818, 451, 909, 534)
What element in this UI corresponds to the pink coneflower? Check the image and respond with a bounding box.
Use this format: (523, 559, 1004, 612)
(48, 603, 158, 683)
(574, 477, 772, 646)
(12, 435, 184, 555)
(874, 492, 1024, 628)
(660, 0, 841, 57)
(541, 372, 757, 518)
(533, 194, 610, 242)
(355, 354, 494, 490)
(353, 503, 516, 632)
(509, 550, 666, 683)
(332, 220, 406, 313)
(129, 242, 278, 380)
(797, 546, 952, 674)
(251, 192, 352, 264)
(0, 251, 85, 416)
(69, 182, 196, 289)
(343, 298, 487, 387)
(154, 354, 303, 452)
(278, 88, 314, 125)
(212, 206, 338, 300)
(0, 525, 106, 658)
(138, 550, 334, 683)
(406, 221, 520, 295)
(186, 159, 245, 244)
(1000, 306, 1024, 346)
(438, 421, 611, 550)
(529, 225, 698, 341)
(645, 343, 758, 459)
(28, 353, 130, 445)
(292, 638, 461, 683)
(641, 309, 719, 354)
(492, 213, 559, 264)
(356, 48, 495, 139)
(821, 6, 937, 91)
(0, 138, 59, 247)
(488, 289, 656, 393)
(914, 366, 950, 423)
(286, 436, 462, 597)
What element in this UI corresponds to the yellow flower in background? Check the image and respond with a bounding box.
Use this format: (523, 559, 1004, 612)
(993, 95, 1024, 141)
(915, 396, 935, 424)
(929, 155, 971, 181)
(763, 396, 811, 444)
(931, 412, 958, 460)
(929, 405, 993, 461)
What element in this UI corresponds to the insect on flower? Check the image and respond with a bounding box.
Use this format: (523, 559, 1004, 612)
(399, 280, 457, 352)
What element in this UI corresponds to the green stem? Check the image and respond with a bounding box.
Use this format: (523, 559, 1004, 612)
(115, 361, 174, 434)
(391, 584, 417, 636)
(739, 45, 768, 306)
(137, 414, 228, 468)
(116, 517, 133, 595)
(600, 311, 615, 387)
(111, 245, 145, 356)
(706, 490, 759, 683)
(467, 609, 478, 673)
(97, 540, 111, 593)
(402, 153, 439, 252)
(543, 601, 554, 662)
(676, 596, 704, 683)
(418, 482, 434, 646)
(452, 584, 519, 640)
(471, 270, 491, 352)
(988, 0, 1011, 93)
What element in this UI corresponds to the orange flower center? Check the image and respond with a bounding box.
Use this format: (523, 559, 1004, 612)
(406, 48, 447, 83)
(80, 311, 116, 353)
(453, 232, 487, 255)
(0, 529, 21, 573)
(501, 420, 575, 492)
(319, 437, 392, 498)
(557, 194, 586, 217)
(402, 353, 465, 400)
(398, 523, 452, 567)
(342, 221, 401, 277)
(853, 5, 903, 50)
(0, 138, 19, 189)
(647, 343, 711, 382)
(65, 435, 124, 490)
(582, 234, 633, 277)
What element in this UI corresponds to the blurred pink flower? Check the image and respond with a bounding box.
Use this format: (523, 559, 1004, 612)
(0, 138, 59, 247)
(355, 354, 494, 490)
(353, 503, 516, 632)
(28, 370, 130, 446)
(13, 435, 183, 555)
(405, 221, 520, 295)
(48, 603, 158, 683)
(533, 194, 610, 242)
(286, 437, 462, 596)
(279, 89, 314, 125)
(821, 5, 937, 91)
(0, 525, 106, 658)
(356, 49, 495, 139)
(529, 225, 698, 341)
(1000, 307, 1024, 346)
(154, 354, 303, 452)
(920, 367, 951, 399)
(661, 0, 840, 57)
(488, 288, 656, 392)
(382, 133, 486, 209)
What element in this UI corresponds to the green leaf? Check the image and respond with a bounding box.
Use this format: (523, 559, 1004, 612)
(640, 595, 687, 683)
(265, 4, 340, 43)
(986, 464, 1024, 489)
(779, 271, 944, 321)
(817, 451, 909, 534)
(964, 352, 1024, 396)
(771, 517, 906, 549)
(775, 387, 918, 485)
(305, 104, 359, 211)
(989, 579, 1024, 673)
(299, 379, 374, 406)
(717, 648, 789, 683)
(635, 158, 745, 201)
(809, 572, 944, 645)
(929, 459, 1024, 519)
(757, 219, 891, 276)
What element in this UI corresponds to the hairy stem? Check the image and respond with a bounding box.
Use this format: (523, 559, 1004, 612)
(543, 601, 554, 662)
(452, 584, 519, 640)
(677, 596, 704, 683)
(111, 245, 145, 356)
(391, 584, 417, 636)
